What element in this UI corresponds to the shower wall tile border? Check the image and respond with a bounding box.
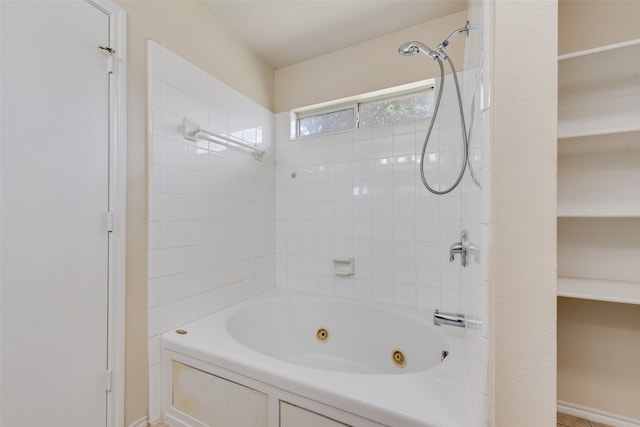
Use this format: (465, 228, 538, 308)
(460, 1, 493, 425)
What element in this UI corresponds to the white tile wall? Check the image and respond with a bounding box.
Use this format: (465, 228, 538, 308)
(146, 41, 275, 422)
(460, 2, 493, 425)
(274, 72, 472, 311)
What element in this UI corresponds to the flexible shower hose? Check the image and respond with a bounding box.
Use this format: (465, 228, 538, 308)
(419, 55, 469, 195)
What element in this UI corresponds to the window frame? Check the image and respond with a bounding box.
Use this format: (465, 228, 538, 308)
(292, 82, 435, 139)
(295, 103, 358, 137)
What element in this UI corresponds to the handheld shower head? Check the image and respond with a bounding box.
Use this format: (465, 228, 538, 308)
(399, 21, 478, 62)
(398, 41, 437, 59)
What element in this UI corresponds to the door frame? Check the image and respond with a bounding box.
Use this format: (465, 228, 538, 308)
(86, 0, 127, 426)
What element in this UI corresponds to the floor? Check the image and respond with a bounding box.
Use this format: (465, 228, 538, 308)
(153, 412, 611, 427)
(557, 412, 612, 427)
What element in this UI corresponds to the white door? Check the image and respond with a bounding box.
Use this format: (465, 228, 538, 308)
(1, 1, 112, 425)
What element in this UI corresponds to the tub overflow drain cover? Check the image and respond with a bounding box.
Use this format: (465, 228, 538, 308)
(316, 328, 329, 342)
(392, 349, 406, 368)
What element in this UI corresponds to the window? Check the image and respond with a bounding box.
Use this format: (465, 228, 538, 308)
(297, 106, 355, 137)
(358, 90, 434, 128)
(293, 84, 434, 137)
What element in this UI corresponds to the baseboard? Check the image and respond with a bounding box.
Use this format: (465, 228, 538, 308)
(558, 400, 640, 427)
(128, 415, 149, 427)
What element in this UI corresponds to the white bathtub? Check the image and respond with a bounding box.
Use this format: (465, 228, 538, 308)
(161, 289, 474, 427)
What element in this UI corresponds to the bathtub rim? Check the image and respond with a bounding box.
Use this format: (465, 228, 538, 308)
(160, 289, 474, 427)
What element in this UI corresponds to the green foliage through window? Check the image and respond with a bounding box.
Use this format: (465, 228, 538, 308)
(298, 107, 355, 137)
(359, 91, 434, 128)
(295, 88, 433, 137)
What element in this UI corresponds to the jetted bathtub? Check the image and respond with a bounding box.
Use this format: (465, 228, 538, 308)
(161, 289, 474, 427)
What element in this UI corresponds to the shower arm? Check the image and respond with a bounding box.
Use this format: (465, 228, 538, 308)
(445, 21, 472, 44)
(435, 21, 477, 59)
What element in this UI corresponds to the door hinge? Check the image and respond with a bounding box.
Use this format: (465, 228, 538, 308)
(98, 45, 116, 54)
(106, 210, 114, 233)
(98, 45, 115, 74)
(105, 369, 112, 392)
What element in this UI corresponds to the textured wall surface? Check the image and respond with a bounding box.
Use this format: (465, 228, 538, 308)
(491, 1, 558, 425)
(558, 298, 640, 420)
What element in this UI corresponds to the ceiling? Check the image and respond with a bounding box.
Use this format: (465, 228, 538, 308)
(199, 1, 468, 69)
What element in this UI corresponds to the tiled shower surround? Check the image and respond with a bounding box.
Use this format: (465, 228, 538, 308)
(460, 1, 492, 424)
(273, 105, 464, 310)
(147, 41, 276, 420)
(147, 28, 489, 422)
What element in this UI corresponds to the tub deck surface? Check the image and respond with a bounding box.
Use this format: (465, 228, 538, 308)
(162, 289, 474, 427)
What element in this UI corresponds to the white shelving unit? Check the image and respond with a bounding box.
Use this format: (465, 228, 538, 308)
(558, 40, 640, 138)
(557, 39, 640, 305)
(557, 277, 640, 305)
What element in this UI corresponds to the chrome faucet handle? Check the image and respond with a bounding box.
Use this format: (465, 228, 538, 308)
(449, 229, 479, 267)
(449, 242, 465, 262)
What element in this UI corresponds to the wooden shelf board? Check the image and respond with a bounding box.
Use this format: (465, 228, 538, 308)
(559, 40, 640, 91)
(558, 39, 640, 61)
(557, 211, 640, 218)
(558, 127, 640, 140)
(557, 276, 640, 305)
(558, 94, 640, 139)
(558, 130, 640, 158)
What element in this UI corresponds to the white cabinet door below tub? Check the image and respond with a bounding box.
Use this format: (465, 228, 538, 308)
(173, 361, 268, 427)
(280, 402, 350, 427)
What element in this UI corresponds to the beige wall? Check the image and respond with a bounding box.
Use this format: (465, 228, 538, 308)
(558, 298, 640, 419)
(559, 0, 640, 55)
(117, 0, 274, 110)
(274, 10, 467, 112)
(113, 1, 274, 424)
(490, 1, 558, 425)
(557, 1, 640, 420)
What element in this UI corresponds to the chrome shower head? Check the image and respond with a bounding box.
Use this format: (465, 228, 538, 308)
(398, 41, 437, 59)
(400, 21, 478, 62)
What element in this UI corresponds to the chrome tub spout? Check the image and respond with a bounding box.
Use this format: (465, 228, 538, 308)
(434, 310, 467, 328)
